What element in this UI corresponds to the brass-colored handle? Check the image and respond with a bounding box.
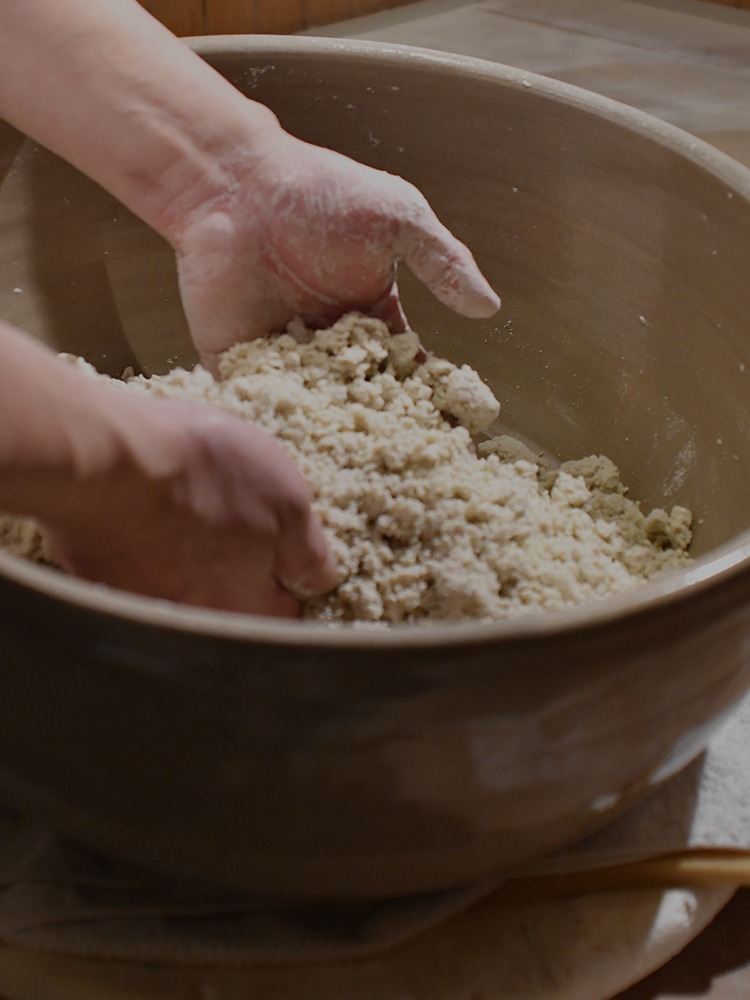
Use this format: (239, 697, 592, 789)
(499, 850, 750, 904)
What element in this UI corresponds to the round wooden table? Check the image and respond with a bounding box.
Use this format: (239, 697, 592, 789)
(616, 888, 750, 998)
(0, 884, 743, 999)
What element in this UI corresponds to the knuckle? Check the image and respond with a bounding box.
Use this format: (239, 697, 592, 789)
(277, 481, 313, 524)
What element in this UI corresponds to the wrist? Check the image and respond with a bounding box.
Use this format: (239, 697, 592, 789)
(0, 328, 169, 524)
(145, 101, 286, 247)
(0, 385, 120, 526)
(0, 0, 286, 248)
(0, 391, 188, 536)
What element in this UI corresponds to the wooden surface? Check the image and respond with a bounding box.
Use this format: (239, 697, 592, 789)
(0, 885, 735, 1000)
(140, 0, 416, 35)
(140, 0, 204, 35)
(615, 889, 750, 999)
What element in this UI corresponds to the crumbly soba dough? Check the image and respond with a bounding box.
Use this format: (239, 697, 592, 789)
(0, 514, 51, 564)
(0, 314, 692, 624)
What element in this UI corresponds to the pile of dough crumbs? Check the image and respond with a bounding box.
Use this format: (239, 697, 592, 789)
(0, 314, 692, 624)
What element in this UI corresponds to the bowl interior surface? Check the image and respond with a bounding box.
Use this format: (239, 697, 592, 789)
(2, 39, 750, 582)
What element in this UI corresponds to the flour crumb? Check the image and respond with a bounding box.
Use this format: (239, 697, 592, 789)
(0, 514, 52, 564)
(0, 314, 692, 624)
(478, 434, 549, 468)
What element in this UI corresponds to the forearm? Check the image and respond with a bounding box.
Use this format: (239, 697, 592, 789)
(0, 322, 171, 523)
(0, 0, 281, 242)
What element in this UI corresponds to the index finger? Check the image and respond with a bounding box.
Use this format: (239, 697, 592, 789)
(398, 202, 501, 319)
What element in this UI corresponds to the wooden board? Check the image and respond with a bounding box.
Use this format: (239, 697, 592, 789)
(141, 0, 750, 36)
(203, 0, 248, 33)
(256, 0, 306, 33)
(204, 0, 305, 34)
(140, 0, 205, 35)
(305, 0, 354, 28)
(350, 0, 402, 14)
(141, 0, 417, 35)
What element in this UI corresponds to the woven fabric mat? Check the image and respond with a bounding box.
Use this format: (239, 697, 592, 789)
(0, 692, 747, 965)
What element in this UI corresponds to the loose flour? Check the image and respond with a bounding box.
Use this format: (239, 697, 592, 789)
(0, 314, 692, 623)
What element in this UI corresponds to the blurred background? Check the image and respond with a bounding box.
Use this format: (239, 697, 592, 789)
(139, 0, 412, 34)
(139, 0, 750, 35)
(136, 0, 750, 169)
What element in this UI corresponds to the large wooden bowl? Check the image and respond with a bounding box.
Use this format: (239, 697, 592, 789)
(0, 37, 749, 898)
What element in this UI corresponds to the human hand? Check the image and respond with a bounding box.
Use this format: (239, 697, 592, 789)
(0, 0, 498, 376)
(173, 130, 501, 373)
(36, 391, 337, 617)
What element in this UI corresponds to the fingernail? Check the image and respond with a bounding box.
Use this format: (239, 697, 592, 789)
(278, 552, 339, 600)
(464, 271, 501, 317)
